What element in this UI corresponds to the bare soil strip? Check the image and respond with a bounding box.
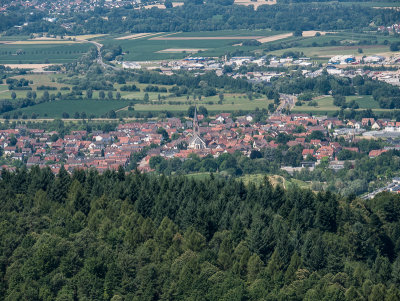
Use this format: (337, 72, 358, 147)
(116, 33, 162, 40)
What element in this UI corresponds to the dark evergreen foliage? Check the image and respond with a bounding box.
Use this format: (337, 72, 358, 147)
(1, 167, 400, 300)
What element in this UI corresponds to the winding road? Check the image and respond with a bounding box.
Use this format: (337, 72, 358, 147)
(78, 38, 119, 71)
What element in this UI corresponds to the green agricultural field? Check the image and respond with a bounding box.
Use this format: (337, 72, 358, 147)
(11, 99, 131, 118)
(99, 30, 287, 61)
(170, 30, 284, 37)
(0, 36, 31, 41)
(0, 43, 93, 64)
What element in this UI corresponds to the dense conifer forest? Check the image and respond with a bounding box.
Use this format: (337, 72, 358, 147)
(1, 166, 400, 300)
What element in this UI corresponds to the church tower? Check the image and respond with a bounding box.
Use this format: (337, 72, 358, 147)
(188, 105, 206, 150)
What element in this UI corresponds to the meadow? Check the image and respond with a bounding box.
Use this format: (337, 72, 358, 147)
(0, 72, 273, 118)
(8, 95, 271, 118)
(292, 95, 383, 114)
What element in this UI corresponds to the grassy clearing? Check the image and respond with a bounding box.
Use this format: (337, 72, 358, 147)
(185, 173, 213, 180)
(239, 174, 311, 189)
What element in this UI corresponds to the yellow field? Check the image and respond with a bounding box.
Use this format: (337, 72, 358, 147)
(302, 31, 333, 37)
(64, 34, 108, 40)
(3, 64, 59, 69)
(257, 33, 293, 43)
(256, 31, 333, 43)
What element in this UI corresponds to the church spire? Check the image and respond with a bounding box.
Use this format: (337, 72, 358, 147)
(193, 105, 199, 136)
(194, 105, 198, 123)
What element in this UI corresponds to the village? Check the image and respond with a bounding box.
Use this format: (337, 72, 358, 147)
(1, 106, 400, 181)
(2, 0, 149, 13)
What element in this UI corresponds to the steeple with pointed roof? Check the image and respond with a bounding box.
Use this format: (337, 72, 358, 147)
(193, 105, 199, 136)
(188, 104, 206, 150)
